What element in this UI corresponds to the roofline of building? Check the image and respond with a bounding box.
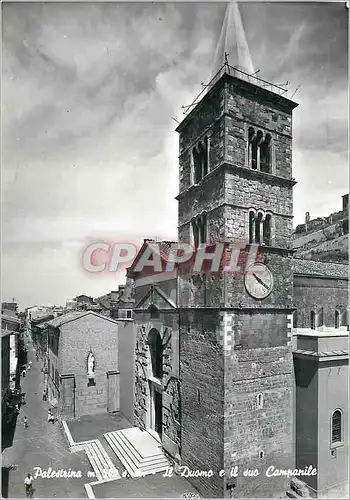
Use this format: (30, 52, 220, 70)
(46, 310, 121, 328)
(176, 69, 298, 134)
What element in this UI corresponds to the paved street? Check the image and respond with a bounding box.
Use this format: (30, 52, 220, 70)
(1, 337, 91, 498)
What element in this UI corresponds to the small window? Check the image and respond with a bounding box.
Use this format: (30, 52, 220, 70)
(126, 310, 133, 319)
(88, 378, 96, 387)
(198, 213, 207, 244)
(255, 213, 263, 244)
(259, 450, 264, 459)
(293, 310, 298, 328)
(192, 220, 200, 250)
(331, 410, 342, 444)
(256, 393, 263, 409)
(260, 134, 272, 174)
(249, 211, 255, 244)
(310, 311, 316, 330)
(263, 214, 272, 246)
(192, 136, 209, 184)
(335, 310, 340, 329)
(340, 309, 348, 327)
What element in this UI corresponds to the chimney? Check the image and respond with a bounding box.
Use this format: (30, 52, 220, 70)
(305, 212, 310, 224)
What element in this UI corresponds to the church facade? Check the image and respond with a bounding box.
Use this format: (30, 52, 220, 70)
(127, 30, 348, 500)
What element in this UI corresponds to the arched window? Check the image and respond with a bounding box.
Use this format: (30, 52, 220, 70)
(255, 213, 263, 244)
(335, 310, 340, 329)
(310, 311, 316, 330)
(249, 211, 255, 244)
(193, 146, 202, 184)
(331, 410, 342, 444)
(248, 127, 255, 167)
(260, 134, 272, 173)
(340, 309, 348, 327)
(192, 137, 209, 184)
(198, 213, 207, 244)
(256, 393, 263, 409)
(263, 214, 272, 245)
(148, 329, 163, 379)
(251, 135, 259, 170)
(203, 137, 209, 177)
(192, 220, 199, 250)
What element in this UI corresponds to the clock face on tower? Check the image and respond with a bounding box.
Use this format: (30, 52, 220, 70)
(244, 263, 274, 300)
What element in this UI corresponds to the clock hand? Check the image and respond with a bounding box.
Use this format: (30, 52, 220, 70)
(253, 273, 269, 290)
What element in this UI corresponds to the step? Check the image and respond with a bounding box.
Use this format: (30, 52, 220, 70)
(111, 430, 168, 469)
(117, 430, 166, 466)
(104, 432, 137, 478)
(86, 445, 104, 482)
(104, 431, 169, 479)
(94, 440, 117, 473)
(86, 441, 119, 482)
(119, 427, 164, 461)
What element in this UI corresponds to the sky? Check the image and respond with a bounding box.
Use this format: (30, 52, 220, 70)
(2, 1, 348, 309)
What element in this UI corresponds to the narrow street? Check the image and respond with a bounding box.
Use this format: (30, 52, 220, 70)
(1, 336, 91, 498)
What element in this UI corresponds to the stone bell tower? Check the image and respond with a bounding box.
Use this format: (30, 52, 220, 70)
(176, 1, 298, 497)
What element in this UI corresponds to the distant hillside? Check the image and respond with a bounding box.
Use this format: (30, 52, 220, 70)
(294, 234, 348, 264)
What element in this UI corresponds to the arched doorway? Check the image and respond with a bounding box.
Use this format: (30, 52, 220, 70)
(147, 329, 163, 436)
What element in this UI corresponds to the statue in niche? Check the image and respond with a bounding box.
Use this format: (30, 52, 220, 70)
(87, 352, 95, 377)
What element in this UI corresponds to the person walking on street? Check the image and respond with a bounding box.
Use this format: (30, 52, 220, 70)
(23, 416, 28, 428)
(22, 368, 26, 377)
(48, 409, 54, 424)
(24, 473, 34, 498)
(42, 390, 47, 401)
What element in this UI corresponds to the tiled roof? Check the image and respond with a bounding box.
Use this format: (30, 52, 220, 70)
(293, 258, 348, 279)
(2, 313, 21, 324)
(1, 328, 17, 338)
(31, 314, 54, 325)
(46, 310, 119, 328)
(46, 311, 88, 327)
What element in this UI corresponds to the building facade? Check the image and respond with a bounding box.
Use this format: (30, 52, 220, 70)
(129, 30, 348, 500)
(46, 311, 120, 420)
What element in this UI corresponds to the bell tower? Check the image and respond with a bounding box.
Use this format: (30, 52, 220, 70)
(176, 1, 298, 497)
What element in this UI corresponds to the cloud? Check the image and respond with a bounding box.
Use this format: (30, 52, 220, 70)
(2, 2, 348, 308)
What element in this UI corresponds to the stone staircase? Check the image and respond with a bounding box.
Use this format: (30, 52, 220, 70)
(104, 427, 170, 478)
(85, 439, 120, 482)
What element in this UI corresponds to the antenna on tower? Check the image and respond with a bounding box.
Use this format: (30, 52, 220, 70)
(291, 84, 301, 99)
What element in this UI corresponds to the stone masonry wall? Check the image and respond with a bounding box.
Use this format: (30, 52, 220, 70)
(225, 171, 293, 248)
(293, 276, 348, 328)
(59, 314, 118, 418)
(180, 309, 224, 498)
(225, 82, 293, 180)
(225, 251, 294, 309)
(178, 167, 226, 228)
(133, 311, 181, 458)
(224, 324, 295, 497)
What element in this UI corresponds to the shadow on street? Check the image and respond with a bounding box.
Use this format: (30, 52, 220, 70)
(1, 414, 19, 453)
(1, 466, 11, 498)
